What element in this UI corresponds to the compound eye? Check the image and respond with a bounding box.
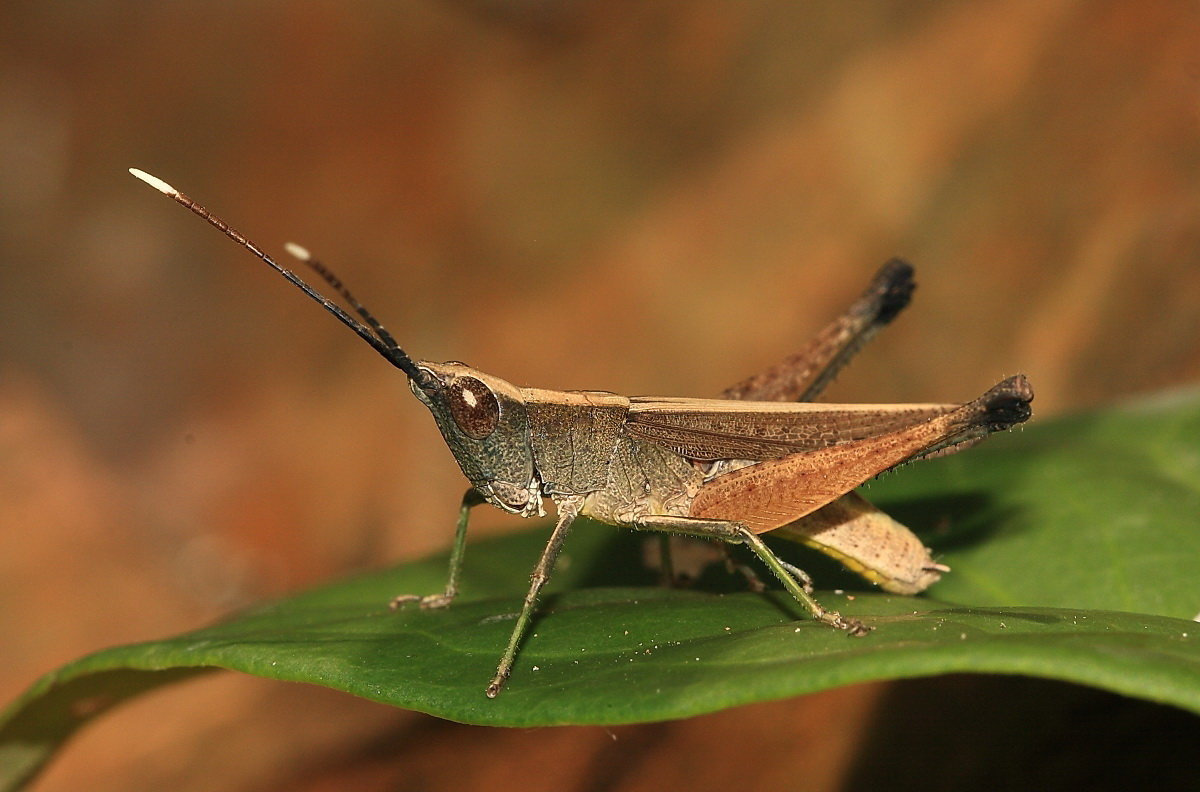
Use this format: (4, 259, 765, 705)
(447, 376, 500, 439)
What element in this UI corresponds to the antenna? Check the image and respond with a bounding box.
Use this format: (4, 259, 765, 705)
(282, 242, 408, 361)
(129, 168, 432, 388)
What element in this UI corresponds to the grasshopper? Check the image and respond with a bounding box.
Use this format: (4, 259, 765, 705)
(130, 168, 1033, 697)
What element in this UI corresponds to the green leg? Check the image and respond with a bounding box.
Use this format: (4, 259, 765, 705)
(631, 515, 868, 635)
(486, 497, 582, 698)
(737, 529, 867, 634)
(391, 488, 485, 610)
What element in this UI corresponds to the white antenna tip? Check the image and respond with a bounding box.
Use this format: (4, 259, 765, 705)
(284, 242, 311, 261)
(128, 168, 178, 196)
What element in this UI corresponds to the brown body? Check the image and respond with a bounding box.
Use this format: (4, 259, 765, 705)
(131, 169, 1034, 699)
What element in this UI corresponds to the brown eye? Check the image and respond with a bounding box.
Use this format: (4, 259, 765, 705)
(447, 376, 500, 439)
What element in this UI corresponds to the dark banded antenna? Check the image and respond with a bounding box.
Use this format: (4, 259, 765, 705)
(281, 241, 409, 366)
(129, 168, 431, 388)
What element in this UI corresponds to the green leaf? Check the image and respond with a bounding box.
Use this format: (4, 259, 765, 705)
(3, 388, 1200, 790)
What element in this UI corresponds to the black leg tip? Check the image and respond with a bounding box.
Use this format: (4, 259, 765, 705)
(980, 374, 1034, 430)
(872, 258, 916, 325)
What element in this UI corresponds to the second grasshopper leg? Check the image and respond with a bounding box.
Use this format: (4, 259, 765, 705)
(390, 488, 485, 611)
(486, 497, 583, 698)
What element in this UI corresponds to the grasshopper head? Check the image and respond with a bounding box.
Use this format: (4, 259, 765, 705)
(410, 362, 543, 517)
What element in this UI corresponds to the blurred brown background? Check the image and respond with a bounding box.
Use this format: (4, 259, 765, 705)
(2, 1, 1199, 790)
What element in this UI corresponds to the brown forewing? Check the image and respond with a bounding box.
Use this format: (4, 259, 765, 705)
(624, 397, 957, 461)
